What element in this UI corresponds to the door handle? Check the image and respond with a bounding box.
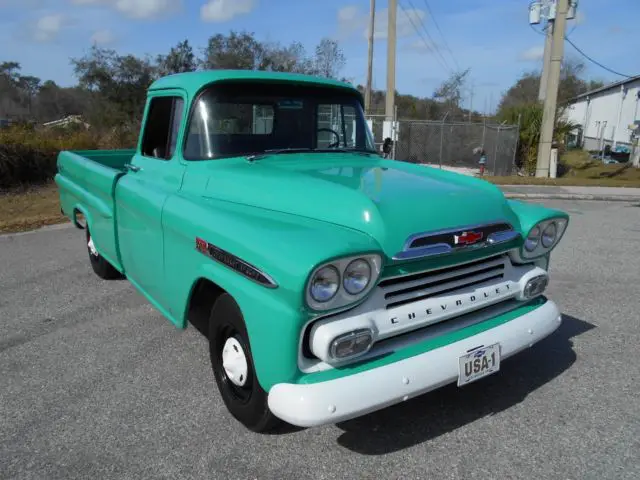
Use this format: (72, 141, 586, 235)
(124, 163, 141, 172)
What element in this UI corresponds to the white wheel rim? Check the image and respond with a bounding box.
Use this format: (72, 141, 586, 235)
(88, 235, 98, 256)
(222, 337, 249, 387)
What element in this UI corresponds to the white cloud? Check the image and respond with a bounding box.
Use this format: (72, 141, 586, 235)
(200, 0, 255, 22)
(71, 0, 179, 20)
(90, 28, 115, 45)
(33, 13, 65, 42)
(519, 45, 544, 61)
(337, 4, 427, 41)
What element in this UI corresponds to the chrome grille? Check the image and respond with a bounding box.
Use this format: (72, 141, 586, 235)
(377, 255, 507, 310)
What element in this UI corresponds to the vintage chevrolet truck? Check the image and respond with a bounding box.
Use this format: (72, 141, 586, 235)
(55, 70, 569, 432)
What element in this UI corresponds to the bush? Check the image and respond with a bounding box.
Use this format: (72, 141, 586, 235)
(499, 103, 579, 176)
(0, 125, 136, 189)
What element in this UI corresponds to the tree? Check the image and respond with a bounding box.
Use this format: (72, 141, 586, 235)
(433, 68, 470, 112)
(18, 75, 41, 115)
(262, 41, 314, 74)
(156, 39, 196, 76)
(313, 38, 345, 79)
(71, 46, 157, 127)
(201, 31, 269, 70)
(497, 57, 607, 116)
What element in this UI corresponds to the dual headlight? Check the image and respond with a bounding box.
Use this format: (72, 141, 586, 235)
(306, 254, 382, 311)
(522, 217, 568, 259)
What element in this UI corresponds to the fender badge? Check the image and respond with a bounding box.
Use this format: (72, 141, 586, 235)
(195, 237, 277, 288)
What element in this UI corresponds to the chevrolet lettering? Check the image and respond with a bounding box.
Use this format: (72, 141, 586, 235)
(55, 69, 570, 432)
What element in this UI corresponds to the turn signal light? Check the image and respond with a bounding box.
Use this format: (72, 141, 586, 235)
(330, 329, 374, 360)
(523, 275, 548, 299)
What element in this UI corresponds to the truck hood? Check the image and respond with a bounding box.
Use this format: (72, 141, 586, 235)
(198, 154, 520, 259)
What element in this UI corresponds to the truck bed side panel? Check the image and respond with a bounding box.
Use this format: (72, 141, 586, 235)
(55, 151, 127, 271)
(68, 149, 136, 171)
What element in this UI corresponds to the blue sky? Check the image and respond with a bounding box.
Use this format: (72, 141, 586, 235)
(1, 0, 638, 114)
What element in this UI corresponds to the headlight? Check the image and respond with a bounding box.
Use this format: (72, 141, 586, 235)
(520, 217, 568, 259)
(343, 259, 371, 295)
(305, 253, 382, 311)
(309, 265, 340, 302)
(541, 222, 557, 248)
(525, 226, 541, 252)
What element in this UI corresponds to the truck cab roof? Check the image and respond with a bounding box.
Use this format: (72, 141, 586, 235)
(148, 70, 362, 101)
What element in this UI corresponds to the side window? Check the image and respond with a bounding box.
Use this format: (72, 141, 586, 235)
(141, 96, 184, 159)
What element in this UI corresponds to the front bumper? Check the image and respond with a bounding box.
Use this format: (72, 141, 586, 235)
(268, 299, 561, 427)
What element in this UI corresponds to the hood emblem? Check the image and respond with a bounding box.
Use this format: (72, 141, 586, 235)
(454, 231, 483, 245)
(393, 221, 521, 261)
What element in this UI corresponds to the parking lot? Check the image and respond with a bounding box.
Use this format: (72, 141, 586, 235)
(1, 199, 639, 480)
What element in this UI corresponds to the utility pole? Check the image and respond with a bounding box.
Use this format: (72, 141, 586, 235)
(385, 0, 397, 122)
(538, 20, 553, 101)
(535, 0, 569, 177)
(365, 0, 376, 114)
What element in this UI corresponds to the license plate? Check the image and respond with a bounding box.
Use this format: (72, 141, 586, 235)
(457, 343, 501, 386)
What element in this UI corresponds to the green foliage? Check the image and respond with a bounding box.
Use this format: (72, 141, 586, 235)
(497, 57, 607, 117)
(499, 103, 579, 175)
(0, 125, 136, 189)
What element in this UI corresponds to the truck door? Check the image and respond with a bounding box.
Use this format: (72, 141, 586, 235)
(115, 90, 186, 305)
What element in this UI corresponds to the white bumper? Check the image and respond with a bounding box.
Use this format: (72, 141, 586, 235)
(268, 299, 561, 427)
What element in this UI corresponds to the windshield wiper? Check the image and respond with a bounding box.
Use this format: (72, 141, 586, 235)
(312, 148, 378, 155)
(246, 148, 311, 162)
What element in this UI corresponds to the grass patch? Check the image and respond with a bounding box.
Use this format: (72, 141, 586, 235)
(0, 183, 68, 234)
(487, 149, 640, 187)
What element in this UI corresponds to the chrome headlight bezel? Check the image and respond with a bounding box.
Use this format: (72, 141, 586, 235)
(520, 217, 568, 260)
(305, 253, 382, 311)
(308, 265, 340, 303)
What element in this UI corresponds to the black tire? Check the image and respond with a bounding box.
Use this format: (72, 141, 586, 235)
(208, 293, 281, 433)
(86, 227, 122, 280)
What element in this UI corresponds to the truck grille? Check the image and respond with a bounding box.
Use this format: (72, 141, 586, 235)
(377, 255, 507, 310)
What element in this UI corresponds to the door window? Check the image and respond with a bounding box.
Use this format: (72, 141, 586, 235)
(141, 96, 184, 160)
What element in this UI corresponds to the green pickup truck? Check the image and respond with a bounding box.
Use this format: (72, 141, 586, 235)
(56, 70, 569, 432)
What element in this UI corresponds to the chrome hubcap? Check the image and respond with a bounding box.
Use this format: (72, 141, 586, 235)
(88, 235, 98, 257)
(222, 337, 248, 387)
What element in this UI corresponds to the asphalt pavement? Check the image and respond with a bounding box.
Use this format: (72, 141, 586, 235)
(1, 200, 639, 480)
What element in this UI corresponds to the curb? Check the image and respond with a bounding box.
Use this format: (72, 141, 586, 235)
(0, 221, 72, 239)
(503, 193, 640, 202)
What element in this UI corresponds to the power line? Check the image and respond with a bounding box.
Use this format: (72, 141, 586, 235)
(420, 0, 460, 71)
(530, 23, 634, 78)
(398, 0, 452, 74)
(564, 37, 635, 79)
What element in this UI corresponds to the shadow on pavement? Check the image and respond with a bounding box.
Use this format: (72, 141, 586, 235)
(334, 313, 594, 455)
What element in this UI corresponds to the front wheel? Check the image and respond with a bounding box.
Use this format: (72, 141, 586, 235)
(208, 293, 281, 433)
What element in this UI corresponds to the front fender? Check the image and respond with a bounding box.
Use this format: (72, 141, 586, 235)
(161, 193, 381, 390)
(507, 199, 570, 234)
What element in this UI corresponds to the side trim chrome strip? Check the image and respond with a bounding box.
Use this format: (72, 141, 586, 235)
(195, 237, 278, 288)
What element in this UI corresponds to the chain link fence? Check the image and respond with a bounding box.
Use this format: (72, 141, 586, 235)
(366, 115, 520, 177)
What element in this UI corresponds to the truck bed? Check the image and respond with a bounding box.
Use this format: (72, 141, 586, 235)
(56, 149, 135, 273)
(68, 149, 136, 172)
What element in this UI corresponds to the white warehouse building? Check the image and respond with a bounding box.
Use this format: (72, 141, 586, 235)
(564, 75, 640, 153)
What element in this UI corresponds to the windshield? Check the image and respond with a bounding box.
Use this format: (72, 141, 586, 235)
(183, 81, 376, 160)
